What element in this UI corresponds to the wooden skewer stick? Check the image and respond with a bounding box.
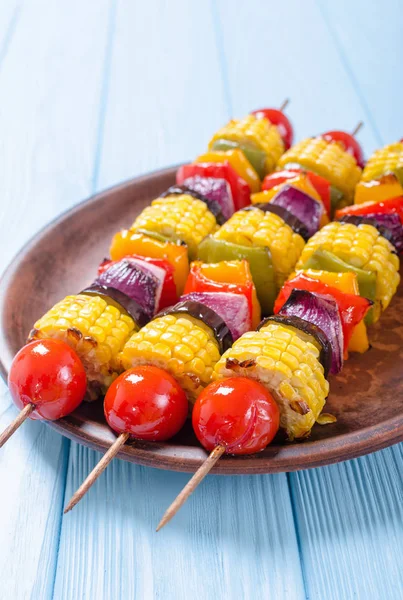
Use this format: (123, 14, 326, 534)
(351, 121, 364, 136)
(279, 98, 290, 112)
(64, 432, 130, 514)
(0, 403, 35, 448)
(156, 444, 226, 532)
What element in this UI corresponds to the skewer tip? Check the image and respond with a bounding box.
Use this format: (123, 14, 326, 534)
(351, 121, 364, 136)
(279, 98, 290, 112)
(63, 432, 130, 514)
(156, 445, 226, 532)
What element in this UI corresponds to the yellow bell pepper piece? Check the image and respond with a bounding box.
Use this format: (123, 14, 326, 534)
(298, 269, 359, 294)
(292, 268, 369, 354)
(196, 150, 261, 193)
(355, 174, 403, 204)
(348, 321, 370, 353)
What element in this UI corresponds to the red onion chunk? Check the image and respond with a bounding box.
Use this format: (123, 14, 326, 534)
(279, 289, 343, 374)
(94, 258, 163, 319)
(180, 292, 250, 341)
(271, 184, 323, 237)
(183, 176, 235, 220)
(365, 212, 403, 253)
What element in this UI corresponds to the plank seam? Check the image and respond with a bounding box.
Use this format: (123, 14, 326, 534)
(210, 0, 233, 118)
(91, 0, 118, 194)
(0, 1, 23, 73)
(316, 0, 384, 147)
(49, 437, 71, 600)
(287, 472, 310, 600)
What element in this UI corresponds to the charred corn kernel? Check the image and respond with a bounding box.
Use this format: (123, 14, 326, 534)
(214, 208, 305, 289)
(296, 221, 400, 318)
(119, 314, 220, 404)
(130, 194, 218, 261)
(213, 323, 329, 440)
(278, 137, 361, 201)
(196, 150, 261, 192)
(28, 294, 136, 399)
(209, 115, 284, 174)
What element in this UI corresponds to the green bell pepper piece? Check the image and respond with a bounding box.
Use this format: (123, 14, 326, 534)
(197, 236, 276, 314)
(329, 186, 345, 216)
(300, 248, 378, 324)
(211, 139, 266, 180)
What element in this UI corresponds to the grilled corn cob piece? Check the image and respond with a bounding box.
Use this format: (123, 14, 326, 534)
(119, 313, 221, 404)
(278, 137, 361, 201)
(361, 142, 403, 183)
(131, 194, 218, 260)
(296, 221, 400, 318)
(213, 208, 305, 289)
(208, 115, 284, 174)
(28, 294, 136, 399)
(355, 143, 403, 204)
(213, 322, 329, 440)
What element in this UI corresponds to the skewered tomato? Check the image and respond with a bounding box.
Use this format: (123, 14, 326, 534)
(192, 377, 279, 455)
(104, 366, 188, 441)
(251, 108, 294, 149)
(322, 130, 364, 168)
(8, 339, 86, 420)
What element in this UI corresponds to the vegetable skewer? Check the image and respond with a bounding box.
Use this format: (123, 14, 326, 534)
(64, 366, 188, 513)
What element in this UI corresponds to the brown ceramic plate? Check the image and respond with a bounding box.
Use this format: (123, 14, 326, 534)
(0, 166, 402, 474)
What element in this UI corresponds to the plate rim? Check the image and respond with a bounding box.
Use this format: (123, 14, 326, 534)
(1, 166, 402, 474)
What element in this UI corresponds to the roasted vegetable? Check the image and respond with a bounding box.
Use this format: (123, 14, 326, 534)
(213, 206, 306, 290)
(184, 260, 260, 328)
(110, 231, 189, 295)
(297, 221, 400, 321)
(118, 302, 225, 404)
(213, 321, 329, 440)
(180, 291, 250, 341)
(197, 237, 276, 314)
(278, 289, 343, 374)
(28, 293, 138, 399)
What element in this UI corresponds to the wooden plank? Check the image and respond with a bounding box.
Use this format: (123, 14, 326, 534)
(95, 0, 229, 190)
(56, 448, 304, 599)
(289, 445, 403, 599)
(54, 2, 305, 598)
(319, 0, 403, 149)
(0, 0, 112, 597)
(215, 0, 379, 153)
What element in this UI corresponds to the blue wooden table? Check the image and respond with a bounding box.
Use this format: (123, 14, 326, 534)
(0, 1, 402, 598)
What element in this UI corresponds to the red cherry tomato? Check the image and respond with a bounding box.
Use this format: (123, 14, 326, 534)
(252, 108, 294, 149)
(104, 366, 188, 441)
(192, 377, 279, 455)
(8, 340, 87, 420)
(322, 130, 365, 168)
